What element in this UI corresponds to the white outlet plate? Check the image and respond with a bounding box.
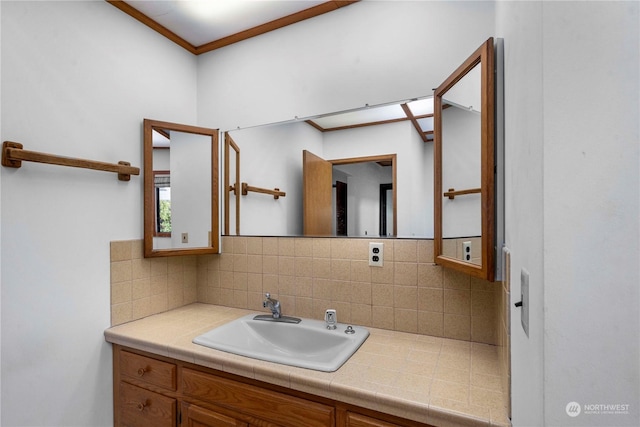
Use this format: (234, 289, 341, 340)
(369, 242, 383, 267)
(182, 233, 189, 244)
(462, 241, 472, 262)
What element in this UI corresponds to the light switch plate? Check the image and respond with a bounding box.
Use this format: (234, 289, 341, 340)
(521, 268, 529, 337)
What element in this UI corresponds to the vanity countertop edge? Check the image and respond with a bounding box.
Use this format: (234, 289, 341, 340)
(104, 303, 509, 427)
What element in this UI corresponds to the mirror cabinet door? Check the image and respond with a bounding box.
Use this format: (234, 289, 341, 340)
(144, 119, 219, 257)
(434, 38, 495, 281)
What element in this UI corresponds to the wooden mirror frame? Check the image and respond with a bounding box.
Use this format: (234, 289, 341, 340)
(434, 38, 495, 281)
(144, 119, 219, 257)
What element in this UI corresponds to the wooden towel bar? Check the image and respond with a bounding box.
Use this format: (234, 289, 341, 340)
(2, 141, 140, 181)
(241, 182, 286, 199)
(443, 187, 481, 200)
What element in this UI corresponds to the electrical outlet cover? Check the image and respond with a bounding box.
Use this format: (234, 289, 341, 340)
(369, 242, 384, 267)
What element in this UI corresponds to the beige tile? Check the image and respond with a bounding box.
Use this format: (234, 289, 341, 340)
(444, 313, 471, 341)
(471, 315, 497, 345)
(312, 258, 331, 279)
(246, 254, 262, 274)
(168, 289, 184, 309)
(312, 238, 331, 258)
(295, 297, 314, 318)
(292, 238, 312, 257)
(233, 290, 248, 308)
(232, 254, 247, 272)
(132, 278, 151, 300)
(394, 309, 417, 333)
(371, 306, 394, 330)
(262, 255, 278, 275)
(349, 239, 369, 261)
(330, 238, 351, 259)
(247, 273, 262, 293)
(111, 281, 132, 304)
(167, 257, 184, 274)
(262, 274, 278, 295)
(418, 288, 443, 312)
(295, 257, 313, 277)
(131, 240, 144, 259)
(233, 272, 247, 291)
(312, 278, 332, 301)
(418, 311, 444, 337)
(221, 236, 233, 253)
(278, 275, 296, 296)
(434, 366, 471, 384)
(207, 270, 220, 288)
(350, 282, 372, 305)
(278, 256, 295, 276)
(262, 237, 278, 255)
(111, 260, 132, 284)
(295, 276, 313, 297)
(431, 379, 470, 402)
(232, 237, 247, 254)
(372, 283, 394, 307)
(394, 240, 417, 262)
(132, 297, 152, 320)
(471, 289, 497, 316)
(417, 240, 434, 263)
(150, 258, 168, 277)
(331, 259, 351, 281)
(150, 275, 168, 295)
(278, 237, 295, 256)
(150, 293, 168, 314)
(444, 268, 471, 289)
(350, 260, 371, 283)
(246, 237, 263, 255)
(371, 262, 394, 284)
(394, 262, 417, 285)
(351, 304, 372, 326)
(418, 263, 443, 288)
(110, 241, 132, 262)
(444, 289, 471, 315)
(111, 302, 132, 326)
(394, 286, 418, 309)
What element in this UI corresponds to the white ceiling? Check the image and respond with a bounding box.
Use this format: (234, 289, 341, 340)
(119, 1, 434, 140)
(121, 0, 337, 47)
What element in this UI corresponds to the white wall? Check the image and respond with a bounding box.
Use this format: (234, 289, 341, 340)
(0, 1, 198, 425)
(170, 131, 211, 248)
(196, 1, 496, 130)
(497, 1, 640, 426)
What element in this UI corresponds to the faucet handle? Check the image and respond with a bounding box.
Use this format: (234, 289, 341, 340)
(325, 309, 337, 330)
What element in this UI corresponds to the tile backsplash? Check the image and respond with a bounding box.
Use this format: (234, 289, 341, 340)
(110, 237, 501, 345)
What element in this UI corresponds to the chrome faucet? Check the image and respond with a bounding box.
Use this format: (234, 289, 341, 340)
(263, 293, 281, 319)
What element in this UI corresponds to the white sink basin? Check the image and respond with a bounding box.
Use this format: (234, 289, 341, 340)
(193, 314, 369, 372)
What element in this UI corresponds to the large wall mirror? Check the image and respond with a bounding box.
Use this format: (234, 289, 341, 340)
(143, 119, 219, 257)
(434, 37, 495, 281)
(223, 97, 435, 238)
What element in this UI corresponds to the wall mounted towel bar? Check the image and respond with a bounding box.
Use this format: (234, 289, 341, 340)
(241, 182, 286, 199)
(2, 141, 140, 181)
(443, 187, 481, 200)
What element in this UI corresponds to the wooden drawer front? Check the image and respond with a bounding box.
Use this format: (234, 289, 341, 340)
(346, 412, 402, 427)
(182, 368, 334, 427)
(181, 402, 248, 427)
(120, 350, 177, 390)
(119, 382, 176, 427)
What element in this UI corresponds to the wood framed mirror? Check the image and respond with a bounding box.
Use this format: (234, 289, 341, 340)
(143, 119, 219, 257)
(434, 38, 495, 281)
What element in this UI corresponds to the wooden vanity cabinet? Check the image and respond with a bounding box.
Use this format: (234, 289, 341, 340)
(113, 345, 431, 427)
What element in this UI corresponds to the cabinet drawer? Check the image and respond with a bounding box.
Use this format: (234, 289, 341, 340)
(120, 350, 177, 390)
(182, 368, 334, 427)
(119, 382, 176, 427)
(346, 412, 402, 427)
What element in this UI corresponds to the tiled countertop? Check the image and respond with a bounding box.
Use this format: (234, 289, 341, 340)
(104, 303, 510, 427)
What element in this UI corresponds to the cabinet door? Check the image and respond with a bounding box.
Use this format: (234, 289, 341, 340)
(346, 412, 402, 427)
(181, 402, 248, 427)
(119, 382, 176, 427)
